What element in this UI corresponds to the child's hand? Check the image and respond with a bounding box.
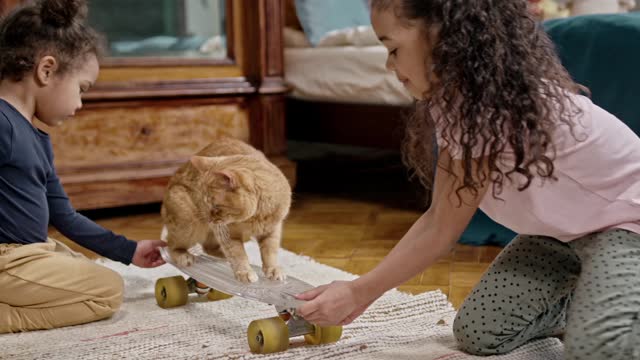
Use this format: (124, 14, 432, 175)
(295, 280, 373, 326)
(131, 240, 167, 268)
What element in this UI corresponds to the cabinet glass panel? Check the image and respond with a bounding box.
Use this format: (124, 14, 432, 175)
(88, 0, 227, 60)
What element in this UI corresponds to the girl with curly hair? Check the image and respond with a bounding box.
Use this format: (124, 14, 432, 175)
(296, 1, 640, 358)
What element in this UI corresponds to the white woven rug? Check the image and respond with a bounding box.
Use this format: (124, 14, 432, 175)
(2, 242, 564, 359)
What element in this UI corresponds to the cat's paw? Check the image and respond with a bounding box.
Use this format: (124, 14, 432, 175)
(263, 266, 286, 281)
(234, 268, 259, 283)
(171, 250, 194, 267)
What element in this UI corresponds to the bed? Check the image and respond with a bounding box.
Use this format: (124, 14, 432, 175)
(283, 21, 413, 149)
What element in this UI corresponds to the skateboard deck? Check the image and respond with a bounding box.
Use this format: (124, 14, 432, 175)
(159, 247, 312, 310)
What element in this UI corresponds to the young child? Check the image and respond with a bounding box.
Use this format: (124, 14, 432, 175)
(0, 0, 166, 333)
(296, 1, 640, 359)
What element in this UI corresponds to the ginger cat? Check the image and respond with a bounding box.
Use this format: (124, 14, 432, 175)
(161, 137, 292, 283)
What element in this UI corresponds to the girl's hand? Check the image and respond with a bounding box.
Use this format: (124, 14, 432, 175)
(295, 280, 375, 326)
(131, 240, 167, 268)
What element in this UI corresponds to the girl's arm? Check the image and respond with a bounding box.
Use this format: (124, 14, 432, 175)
(46, 168, 166, 267)
(296, 150, 489, 325)
(0, 114, 13, 166)
(353, 151, 489, 300)
(46, 168, 139, 264)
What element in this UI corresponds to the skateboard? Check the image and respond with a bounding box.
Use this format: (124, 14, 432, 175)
(154, 247, 342, 354)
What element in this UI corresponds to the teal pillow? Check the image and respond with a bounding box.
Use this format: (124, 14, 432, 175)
(459, 211, 516, 247)
(295, 0, 371, 46)
(544, 13, 640, 135)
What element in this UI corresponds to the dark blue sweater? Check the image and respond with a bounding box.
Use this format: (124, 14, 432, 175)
(0, 99, 137, 264)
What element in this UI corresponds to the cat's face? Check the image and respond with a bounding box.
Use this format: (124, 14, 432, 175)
(191, 156, 258, 225)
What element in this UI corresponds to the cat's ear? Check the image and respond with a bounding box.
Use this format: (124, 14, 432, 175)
(190, 156, 214, 172)
(216, 170, 237, 191)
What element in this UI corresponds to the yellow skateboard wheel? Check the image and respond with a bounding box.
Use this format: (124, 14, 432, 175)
(247, 316, 289, 354)
(155, 276, 189, 309)
(207, 289, 233, 301)
(304, 324, 343, 345)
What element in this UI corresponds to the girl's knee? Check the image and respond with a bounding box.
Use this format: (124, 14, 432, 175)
(453, 308, 513, 356)
(453, 297, 539, 356)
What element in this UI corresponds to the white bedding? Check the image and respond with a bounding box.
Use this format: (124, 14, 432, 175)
(284, 45, 413, 105)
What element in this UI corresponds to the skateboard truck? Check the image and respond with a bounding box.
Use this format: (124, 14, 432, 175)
(185, 278, 234, 300)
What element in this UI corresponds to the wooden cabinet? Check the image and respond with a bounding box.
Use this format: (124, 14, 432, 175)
(0, 0, 294, 210)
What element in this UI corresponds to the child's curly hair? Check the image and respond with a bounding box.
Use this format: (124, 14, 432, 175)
(372, 0, 587, 202)
(0, 0, 102, 81)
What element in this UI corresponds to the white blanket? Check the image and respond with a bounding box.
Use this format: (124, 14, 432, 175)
(284, 26, 412, 105)
(285, 46, 413, 105)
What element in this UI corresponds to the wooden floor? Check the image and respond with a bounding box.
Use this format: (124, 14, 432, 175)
(50, 143, 503, 309)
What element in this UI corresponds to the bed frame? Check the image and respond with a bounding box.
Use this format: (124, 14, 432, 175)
(286, 98, 411, 150)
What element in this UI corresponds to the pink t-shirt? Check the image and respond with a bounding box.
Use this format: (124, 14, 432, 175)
(437, 94, 640, 241)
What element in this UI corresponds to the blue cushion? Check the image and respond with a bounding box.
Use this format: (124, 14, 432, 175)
(544, 13, 640, 135)
(459, 212, 516, 247)
(295, 0, 371, 46)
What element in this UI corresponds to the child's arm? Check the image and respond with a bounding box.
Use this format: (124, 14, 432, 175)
(354, 151, 488, 298)
(45, 166, 138, 264)
(297, 150, 489, 326)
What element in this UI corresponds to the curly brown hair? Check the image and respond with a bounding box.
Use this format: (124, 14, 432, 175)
(371, 0, 587, 202)
(0, 0, 102, 82)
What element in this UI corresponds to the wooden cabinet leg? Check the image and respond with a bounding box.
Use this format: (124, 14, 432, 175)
(249, 94, 297, 188)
